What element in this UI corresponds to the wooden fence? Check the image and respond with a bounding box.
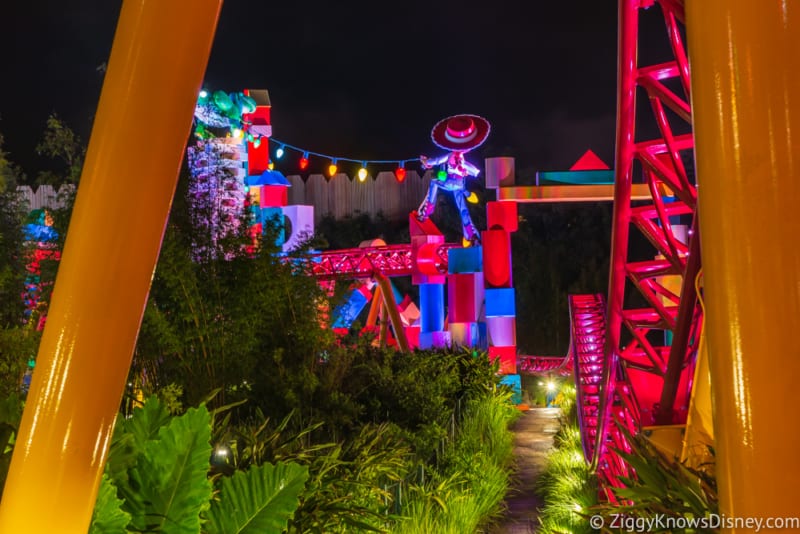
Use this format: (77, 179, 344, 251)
(16, 171, 434, 223)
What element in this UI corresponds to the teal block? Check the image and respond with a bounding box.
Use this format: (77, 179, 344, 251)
(485, 288, 516, 317)
(447, 246, 483, 274)
(500, 374, 522, 404)
(261, 207, 285, 245)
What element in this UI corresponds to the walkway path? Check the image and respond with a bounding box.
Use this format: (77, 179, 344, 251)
(490, 407, 561, 534)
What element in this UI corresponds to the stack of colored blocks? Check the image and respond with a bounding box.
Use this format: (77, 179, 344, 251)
(447, 247, 486, 349)
(410, 213, 449, 349)
(483, 200, 519, 384)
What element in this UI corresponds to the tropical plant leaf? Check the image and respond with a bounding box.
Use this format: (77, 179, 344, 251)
(205, 461, 309, 534)
(127, 404, 213, 533)
(121, 395, 173, 447)
(89, 473, 132, 534)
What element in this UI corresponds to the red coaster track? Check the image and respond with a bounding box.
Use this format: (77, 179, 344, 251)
(572, 0, 703, 499)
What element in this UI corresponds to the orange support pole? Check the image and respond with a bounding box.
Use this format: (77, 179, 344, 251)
(686, 0, 800, 525)
(0, 1, 222, 532)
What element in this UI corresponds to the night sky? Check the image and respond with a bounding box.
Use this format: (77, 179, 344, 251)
(1, 1, 672, 181)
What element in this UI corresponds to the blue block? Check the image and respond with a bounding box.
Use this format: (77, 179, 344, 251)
(419, 330, 451, 349)
(500, 374, 523, 404)
(261, 207, 285, 245)
(485, 288, 516, 317)
(419, 283, 444, 333)
(331, 290, 369, 329)
(447, 246, 483, 274)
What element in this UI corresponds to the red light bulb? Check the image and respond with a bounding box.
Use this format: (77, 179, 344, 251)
(299, 156, 309, 170)
(395, 167, 406, 183)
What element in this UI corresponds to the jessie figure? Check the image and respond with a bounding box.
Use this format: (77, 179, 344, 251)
(416, 114, 490, 247)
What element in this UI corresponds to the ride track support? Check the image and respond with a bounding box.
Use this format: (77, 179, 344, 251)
(0, 1, 223, 531)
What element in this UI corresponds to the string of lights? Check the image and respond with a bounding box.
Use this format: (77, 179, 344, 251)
(269, 137, 423, 183)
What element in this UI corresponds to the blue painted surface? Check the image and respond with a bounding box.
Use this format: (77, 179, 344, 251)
(485, 288, 516, 317)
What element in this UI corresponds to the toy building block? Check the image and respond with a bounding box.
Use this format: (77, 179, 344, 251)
(485, 288, 516, 317)
(482, 229, 512, 288)
(419, 283, 445, 333)
(499, 374, 523, 404)
(448, 321, 481, 348)
(447, 246, 483, 274)
(489, 345, 517, 375)
(281, 204, 314, 251)
(447, 272, 484, 323)
(486, 315, 516, 346)
(484, 157, 515, 189)
(487, 201, 518, 233)
(412, 234, 446, 285)
(418, 330, 451, 350)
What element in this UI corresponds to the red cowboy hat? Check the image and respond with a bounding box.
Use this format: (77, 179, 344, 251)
(430, 114, 491, 151)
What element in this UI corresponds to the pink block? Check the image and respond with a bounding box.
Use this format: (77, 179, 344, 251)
(447, 272, 484, 322)
(261, 185, 288, 207)
(489, 345, 517, 374)
(487, 316, 516, 347)
(487, 201, 518, 232)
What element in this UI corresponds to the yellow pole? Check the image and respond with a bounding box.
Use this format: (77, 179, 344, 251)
(686, 1, 800, 524)
(0, 1, 222, 532)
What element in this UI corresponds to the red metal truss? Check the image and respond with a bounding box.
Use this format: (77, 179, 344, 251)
(518, 355, 572, 376)
(584, 0, 703, 493)
(302, 243, 459, 280)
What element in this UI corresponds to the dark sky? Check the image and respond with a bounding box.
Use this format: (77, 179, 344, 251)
(1, 1, 672, 181)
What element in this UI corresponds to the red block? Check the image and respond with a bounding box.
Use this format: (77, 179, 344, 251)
(412, 234, 445, 284)
(487, 201, 518, 233)
(482, 229, 512, 288)
(447, 272, 484, 323)
(261, 185, 288, 207)
(247, 140, 270, 175)
(408, 211, 443, 237)
(405, 325, 420, 350)
(489, 345, 517, 375)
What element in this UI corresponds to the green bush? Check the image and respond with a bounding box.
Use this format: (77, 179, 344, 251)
(92, 396, 308, 534)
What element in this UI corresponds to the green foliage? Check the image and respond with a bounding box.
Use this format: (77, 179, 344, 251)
(99, 396, 307, 534)
(34, 114, 85, 186)
(537, 382, 599, 534)
(393, 391, 519, 534)
(133, 215, 329, 415)
(0, 138, 27, 327)
(126, 403, 213, 533)
(89, 474, 132, 534)
(591, 426, 717, 532)
(205, 461, 309, 534)
(0, 393, 23, 499)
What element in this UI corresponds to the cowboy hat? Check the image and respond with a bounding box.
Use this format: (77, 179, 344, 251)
(430, 114, 491, 151)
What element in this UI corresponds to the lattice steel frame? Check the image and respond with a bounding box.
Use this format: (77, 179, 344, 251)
(586, 0, 703, 497)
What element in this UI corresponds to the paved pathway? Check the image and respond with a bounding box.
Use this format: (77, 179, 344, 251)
(490, 407, 561, 534)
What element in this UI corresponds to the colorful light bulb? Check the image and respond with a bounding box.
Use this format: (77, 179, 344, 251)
(276, 145, 285, 159)
(437, 169, 447, 181)
(328, 159, 338, 177)
(358, 163, 368, 182)
(395, 164, 406, 183)
(299, 152, 309, 170)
